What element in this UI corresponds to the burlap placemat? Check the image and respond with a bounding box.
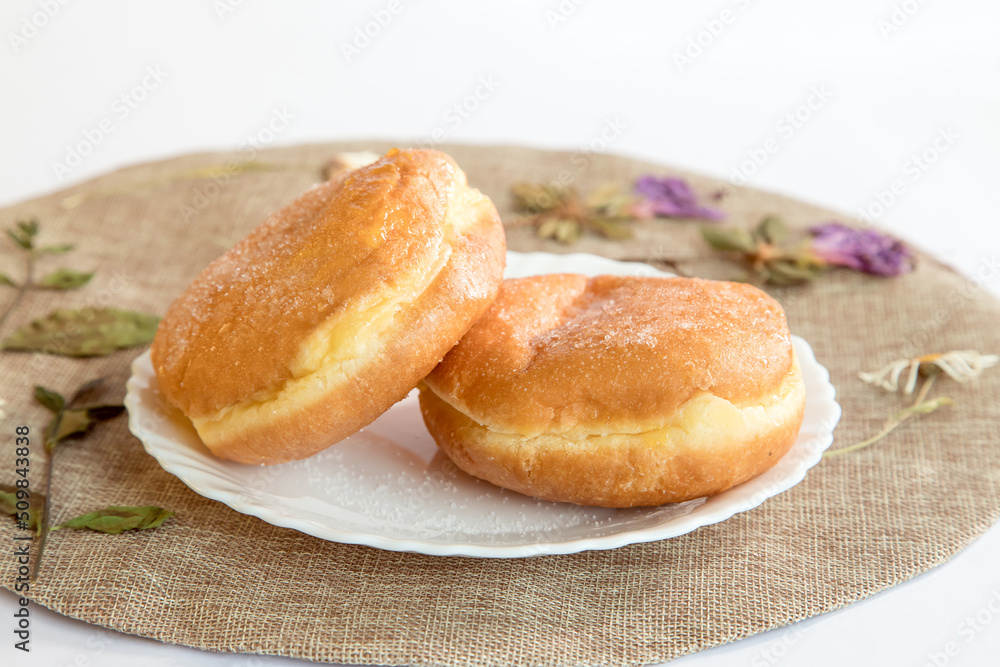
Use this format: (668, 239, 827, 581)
(1, 142, 998, 666)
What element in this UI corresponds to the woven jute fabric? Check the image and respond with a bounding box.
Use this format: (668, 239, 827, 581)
(1, 142, 998, 666)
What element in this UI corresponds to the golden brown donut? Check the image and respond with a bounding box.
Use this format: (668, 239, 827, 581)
(419, 274, 806, 507)
(152, 148, 506, 464)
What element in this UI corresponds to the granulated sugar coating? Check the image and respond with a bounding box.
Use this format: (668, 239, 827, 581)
(149, 148, 506, 464)
(153, 159, 450, 417)
(425, 274, 794, 435)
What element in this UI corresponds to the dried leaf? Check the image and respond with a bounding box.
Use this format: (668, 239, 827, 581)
(511, 183, 564, 213)
(34, 385, 66, 413)
(46, 409, 94, 449)
(893, 396, 953, 420)
(1, 307, 160, 357)
(587, 217, 633, 240)
(584, 184, 634, 217)
(85, 405, 126, 421)
(38, 268, 94, 290)
(0, 273, 17, 287)
(0, 484, 45, 532)
(6, 228, 32, 250)
(584, 183, 620, 207)
(53, 506, 174, 534)
(536, 218, 560, 240)
(37, 243, 74, 255)
(554, 219, 582, 244)
(701, 226, 756, 253)
(766, 260, 820, 285)
(69, 377, 107, 407)
(44, 405, 124, 451)
(513, 181, 638, 245)
(763, 269, 799, 286)
(756, 216, 788, 245)
(17, 220, 39, 237)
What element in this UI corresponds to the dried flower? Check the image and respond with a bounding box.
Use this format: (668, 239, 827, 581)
(810, 222, 914, 277)
(825, 350, 997, 458)
(702, 218, 916, 286)
(632, 175, 725, 221)
(321, 150, 380, 181)
(509, 182, 633, 244)
(859, 351, 999, 394)
(701, 216, 825, 285)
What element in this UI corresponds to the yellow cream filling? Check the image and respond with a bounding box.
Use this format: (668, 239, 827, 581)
(430, 353, 805, 449)
(191, 181, 489, 445)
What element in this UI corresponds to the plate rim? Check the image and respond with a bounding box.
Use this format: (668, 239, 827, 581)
(126, 250, 842, 558)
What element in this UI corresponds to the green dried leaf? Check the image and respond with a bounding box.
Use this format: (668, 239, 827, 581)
(0, 273, 17, 287)
(86, 405, 126, 421)
(583, 183, 619, 207)
(584, 184, 634, 217)
(38, 268, 94, 290)
(536, 218, 560, 240)
(44, 405, 124, 452)
(46, 409, 94, 450)
(554, 219, 582, 245)
(69, 377, 107, 407)
(1, 307, 160, 357)
(701, 226, 756, 253)
(756, 216, 788, 245)
(16, 219, 39, 238)
(587, 217, 633, 240)
(6, 228, 32, 250)
(38, 243, 74, 255)
(53, 506, 174, 534)
(512, 182, 564, 213)
(763, 270, 797, 286)
(0, 484, 45, 532)
(0, 487, 18, 516)
(894, 396, 953, 420)
(34, 385, 66, 413)
(766, 260, 820, 285)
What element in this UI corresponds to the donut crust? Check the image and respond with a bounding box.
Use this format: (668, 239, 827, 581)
(152, 149, 506, 464)
(419, 275, 806, 507)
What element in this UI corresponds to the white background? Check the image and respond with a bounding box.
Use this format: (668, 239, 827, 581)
(2, 0, 1000, 665)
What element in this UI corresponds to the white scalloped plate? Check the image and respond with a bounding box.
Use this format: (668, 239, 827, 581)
(126, 251, 841, 557)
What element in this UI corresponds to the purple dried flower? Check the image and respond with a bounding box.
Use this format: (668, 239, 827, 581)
(810, 222, 914, 277)
(632, 175, 725, 221)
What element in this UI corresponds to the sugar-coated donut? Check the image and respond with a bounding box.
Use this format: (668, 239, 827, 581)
(152, 148, 506, 464)
(419, 274, 806, 507)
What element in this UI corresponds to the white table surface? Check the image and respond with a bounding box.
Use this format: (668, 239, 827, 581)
(2, 1, 999, 664)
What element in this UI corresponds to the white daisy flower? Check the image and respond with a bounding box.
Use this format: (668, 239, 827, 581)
(859, 351, 999, 394)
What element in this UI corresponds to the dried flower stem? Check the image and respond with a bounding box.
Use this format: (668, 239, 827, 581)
(59, 161, 284, 209)
(0, 252, 34, 334)
(616, 255, 716, 278)
(912, 371, 937, 404)
(824, 374, 950, 458)
(859, 351, 998, 394)
(30, 448, 54, 581)
(30, 380, 124, 581)
(648, 258, 691, 277)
